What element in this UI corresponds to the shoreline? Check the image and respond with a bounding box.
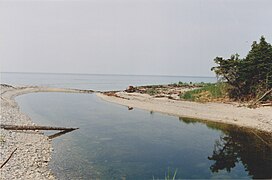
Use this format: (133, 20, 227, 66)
(0, 85, 93, 179)
(97, 92, 272, 134)
(1, 84, 271, 178)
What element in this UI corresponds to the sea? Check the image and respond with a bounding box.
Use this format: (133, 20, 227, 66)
(0, 72, 216, 91)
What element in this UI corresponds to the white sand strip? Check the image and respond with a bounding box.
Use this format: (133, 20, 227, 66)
(97, 92, 272, 133)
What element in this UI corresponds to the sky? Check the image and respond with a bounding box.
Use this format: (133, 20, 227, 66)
(0, 0, 271, 76)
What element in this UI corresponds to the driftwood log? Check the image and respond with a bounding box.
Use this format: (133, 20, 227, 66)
(0, 124, 78, 168)
(0, 124, 78, 131)
(251, 88, 272, 107)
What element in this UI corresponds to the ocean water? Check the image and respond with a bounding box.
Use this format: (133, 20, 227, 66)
(1, 72, 216, 91)
(2, 72, 271, 179)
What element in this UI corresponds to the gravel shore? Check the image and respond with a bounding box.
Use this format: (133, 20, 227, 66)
(0, 85, 93, 179)
(97, 92, 272, 133)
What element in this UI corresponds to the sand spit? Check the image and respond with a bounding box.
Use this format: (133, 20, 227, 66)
(0, 85, 93, 179)
(1, 84, 271, 179)
(97, 92, 272, 133)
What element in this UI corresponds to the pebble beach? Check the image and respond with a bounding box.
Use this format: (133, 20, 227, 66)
(0, 85, 93, 179)
(1, 85, 55, 179)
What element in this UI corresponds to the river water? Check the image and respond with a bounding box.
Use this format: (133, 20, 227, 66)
(2, 73, 271, 179)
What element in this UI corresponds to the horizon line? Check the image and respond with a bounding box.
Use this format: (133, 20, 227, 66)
(1, 71, 216, 78)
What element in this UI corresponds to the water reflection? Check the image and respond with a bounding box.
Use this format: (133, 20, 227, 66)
(179, 117, 272, 179)
(16, 92, 271, 179)
(48, 129, 76, 139)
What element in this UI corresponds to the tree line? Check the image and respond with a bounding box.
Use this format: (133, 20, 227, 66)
(212, 36, 272, 102)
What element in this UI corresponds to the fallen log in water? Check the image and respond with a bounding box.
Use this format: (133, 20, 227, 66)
(0, 124, 79, 131)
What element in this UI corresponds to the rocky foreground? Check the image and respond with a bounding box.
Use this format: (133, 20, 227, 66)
(0, 85, 55, 179)
(0, 85, 93, 179)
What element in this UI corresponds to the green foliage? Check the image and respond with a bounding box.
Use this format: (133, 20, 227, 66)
(178, 81, 183, 85)
(165, 168, 177, 180)
(181, 83, 228, 101)
(171, 81, 211, 87)
(146, 88, 159, 96)
(211, 36, 272, 101)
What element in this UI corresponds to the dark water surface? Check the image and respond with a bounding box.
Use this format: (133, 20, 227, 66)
(16, 93, 272, 179)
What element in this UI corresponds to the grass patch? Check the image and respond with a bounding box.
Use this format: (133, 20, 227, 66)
(146, 88, 159, 96)
(171, 81, 212, 87)
(165, 168, 177, 180)
(181, 83, 229, 102)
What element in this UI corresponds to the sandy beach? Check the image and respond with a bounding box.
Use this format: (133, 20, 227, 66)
(97, 91, 272, 133)
(0, 85, 93, 179)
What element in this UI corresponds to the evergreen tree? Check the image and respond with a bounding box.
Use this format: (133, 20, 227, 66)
(212, 36, 272, 101)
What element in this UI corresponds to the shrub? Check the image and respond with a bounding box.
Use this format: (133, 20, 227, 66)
(181, 83, 228, 102)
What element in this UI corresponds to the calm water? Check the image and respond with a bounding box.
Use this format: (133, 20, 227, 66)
(3, 72, 271, 179)
(16, 93, 272, 179)
(1, 72, 216, 91)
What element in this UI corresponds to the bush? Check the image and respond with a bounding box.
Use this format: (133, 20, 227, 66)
(146, 88, 159, 96)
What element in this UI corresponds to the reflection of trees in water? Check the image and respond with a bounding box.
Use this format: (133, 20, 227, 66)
(208, 129, 272, 179)
(179, 117, 272, 179)
(208, 135, 240, 173)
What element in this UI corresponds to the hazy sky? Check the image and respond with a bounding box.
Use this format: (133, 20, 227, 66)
(1, 0, 271, 76)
